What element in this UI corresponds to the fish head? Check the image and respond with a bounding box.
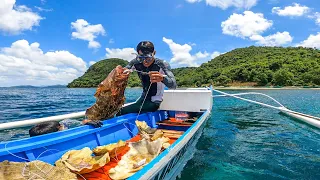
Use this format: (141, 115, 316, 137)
(114, 65, 129, 81)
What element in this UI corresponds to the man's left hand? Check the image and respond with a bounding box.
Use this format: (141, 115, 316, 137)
(149, 71, 164, 83)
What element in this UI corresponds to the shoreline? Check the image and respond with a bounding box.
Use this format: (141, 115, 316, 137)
(1, 86, 319, 90)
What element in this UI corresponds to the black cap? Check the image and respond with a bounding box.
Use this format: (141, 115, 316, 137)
(136, 41, 154, 55)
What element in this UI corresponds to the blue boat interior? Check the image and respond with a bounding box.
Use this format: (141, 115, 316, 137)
(0, 110, 204, 166)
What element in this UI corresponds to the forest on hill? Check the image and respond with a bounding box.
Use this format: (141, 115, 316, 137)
(67, 46, 320, 88)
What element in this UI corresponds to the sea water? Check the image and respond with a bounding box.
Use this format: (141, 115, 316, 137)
(0, 87, 319, 179)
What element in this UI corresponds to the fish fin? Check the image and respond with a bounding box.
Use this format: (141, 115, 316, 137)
(94, 83, 111, 97)
(94, 87, 102, 97)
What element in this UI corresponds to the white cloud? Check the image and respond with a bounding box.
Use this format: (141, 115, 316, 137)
(250, 31, 293, 46)
(206, 0, 257, 9)
(34, 6, 53, 12)
(0, 40, 87, 86)
(222, 11, 273, 38)
(297, 33, 320, 49)
(163, 37, 219, 67)
(195, 51, 209, 59)
(309, 12, 320, 26)
(105, 48, 136, 61)
(0, 0, 43, 34)
(71, 19, 106, 49)
(316, 13, 320, 25)
(89, 61, 96, 66)
(211, 51, 221, 59)
(272, 3, 310, 17)
(186, 0, 257, 9)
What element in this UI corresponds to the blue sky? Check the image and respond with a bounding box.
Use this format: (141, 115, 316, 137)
(0, 0, 320, 86)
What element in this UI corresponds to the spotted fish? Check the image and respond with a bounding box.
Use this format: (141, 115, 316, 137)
(85, 65, 129, 121)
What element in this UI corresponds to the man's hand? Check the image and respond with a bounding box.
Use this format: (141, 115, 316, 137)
(149, 71, 164, 83)
(121, 68, 131, 78)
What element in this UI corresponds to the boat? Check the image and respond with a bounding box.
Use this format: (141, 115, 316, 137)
(0, 87, 213, 180)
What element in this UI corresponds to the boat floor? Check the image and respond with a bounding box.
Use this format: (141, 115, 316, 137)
(78, 128, 185, 180)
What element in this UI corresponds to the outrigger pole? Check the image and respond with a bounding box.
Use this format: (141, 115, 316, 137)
(0, 111, 86, 131)
(213, 89, 320, 129)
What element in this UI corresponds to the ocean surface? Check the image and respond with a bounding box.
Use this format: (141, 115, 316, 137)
(0, 87, 320, 179)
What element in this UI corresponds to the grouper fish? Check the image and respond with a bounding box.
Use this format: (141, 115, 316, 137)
(85, 65, 129, 122)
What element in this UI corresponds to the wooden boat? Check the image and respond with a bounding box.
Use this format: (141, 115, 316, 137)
(0, 87, 213, 179)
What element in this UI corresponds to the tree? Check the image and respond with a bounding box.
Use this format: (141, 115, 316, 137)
(215, 75, 231, 86)
(67, 46, 320, 88)
(255, 73, 268, 86)
(272, 69, 294, 86)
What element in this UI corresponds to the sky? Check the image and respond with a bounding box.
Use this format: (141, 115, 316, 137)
(0, 0, 320, 87)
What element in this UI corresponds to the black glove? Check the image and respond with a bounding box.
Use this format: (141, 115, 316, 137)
(85, 120, 103, 128)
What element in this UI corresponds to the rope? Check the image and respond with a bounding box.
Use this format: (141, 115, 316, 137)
(212, 89, 320, 121)
(213, 89, 285, 110)
(4, 142, 61, 179)
(213, 92, 285, 108)
(135, 83, 152, 122)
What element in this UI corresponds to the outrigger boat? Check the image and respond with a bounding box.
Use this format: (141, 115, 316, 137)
(0, 87, 213, 180)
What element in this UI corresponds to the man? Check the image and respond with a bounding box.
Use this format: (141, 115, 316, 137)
(117, 40, 177, 115)
(84, 41, 177, 128)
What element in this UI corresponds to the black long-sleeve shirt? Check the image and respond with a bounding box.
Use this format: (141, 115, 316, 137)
(125, 58, 177, 102)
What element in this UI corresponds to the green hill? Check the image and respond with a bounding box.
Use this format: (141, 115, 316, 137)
(67, 46, 320, 88)
(67, 58, 140, 88)
(174, 46, 320, 87)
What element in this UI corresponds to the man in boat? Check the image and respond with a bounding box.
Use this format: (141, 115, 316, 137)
(84, 41, 177, 128)
(118, 41, 177, 115)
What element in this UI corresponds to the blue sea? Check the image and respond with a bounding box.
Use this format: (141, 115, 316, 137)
(0, 87, 320, 179)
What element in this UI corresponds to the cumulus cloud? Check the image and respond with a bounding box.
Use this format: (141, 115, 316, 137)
(221, 11, 273, 38)
(105, 48, 137, 61)
(250, 31, 293, 46)
(297, 33, 320, 49)
(211, 51, 221, 59)
(0, 0, 43, 34)
(314, 12, 320, 25)
(163, 37, 220, 67)
(308, 12, 320, 26)
(71, 19, 106, 49)
(89, 61, 96, 66)
(221, 11, 292, 46)
(272, 3, 310, 17)
(0, 40, 87, 86)
(186, 0, 257, 10)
